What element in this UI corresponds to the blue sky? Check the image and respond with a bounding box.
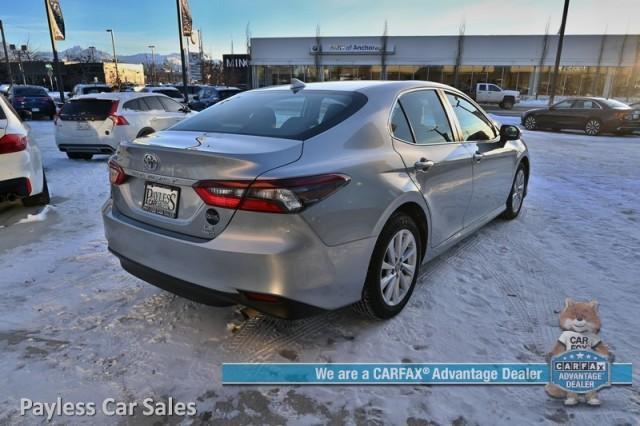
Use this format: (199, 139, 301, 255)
(3, 0, 640, 58)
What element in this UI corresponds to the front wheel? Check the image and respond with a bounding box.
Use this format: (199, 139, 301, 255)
(585, 118, 601, 136)
(501, 165, 527, 220)
(502, 98, 514, 109)
(355, 213, 421, 319)
(524, 115, 537, 130)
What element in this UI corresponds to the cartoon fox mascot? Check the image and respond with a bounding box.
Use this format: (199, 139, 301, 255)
(545, 298, 613, 406)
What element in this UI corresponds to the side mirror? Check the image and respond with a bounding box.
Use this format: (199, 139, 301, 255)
(500, 124, 521, 141)
(193, 95, 200, 101)
(19, 110, 33, 121)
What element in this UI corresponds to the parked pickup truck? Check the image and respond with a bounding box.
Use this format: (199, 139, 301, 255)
(472, 83, 520, 109)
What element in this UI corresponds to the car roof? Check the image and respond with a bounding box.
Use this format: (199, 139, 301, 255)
(146, 86, 180, 91)
(255, 80, 456, 95)
(72, 92, 165, 101)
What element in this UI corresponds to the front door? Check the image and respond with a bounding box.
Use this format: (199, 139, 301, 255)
(443, 92, 516, 223)
(390, 89, 474, 247)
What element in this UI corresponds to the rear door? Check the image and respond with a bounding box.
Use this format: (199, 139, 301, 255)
(141, 96, 176, 131)
(444, 92, 516, 223)
(390, 89, 474, 247)
(157, 96, 189, 127)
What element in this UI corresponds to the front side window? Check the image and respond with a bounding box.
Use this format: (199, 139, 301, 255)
(398, 90, 453, 145)
(158, 97, 184, 112)
(390, 103, 413, 142)
(142, 96, 165, 111)
(446, 93, 497, 141)
(171, 90, 367, 140)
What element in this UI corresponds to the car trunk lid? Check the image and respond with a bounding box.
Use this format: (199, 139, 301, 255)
(111, 130, 303, 239)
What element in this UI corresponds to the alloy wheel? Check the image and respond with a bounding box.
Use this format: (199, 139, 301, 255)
(524, 116, 536, 130)
(511, 169, 526, 213)
(380, 229, 417, 306)
(585, 119, 601, 136)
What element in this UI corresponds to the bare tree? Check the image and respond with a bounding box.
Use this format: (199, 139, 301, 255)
(453, 20, 465, 88)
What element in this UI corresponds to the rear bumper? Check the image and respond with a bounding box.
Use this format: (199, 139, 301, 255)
(102, 199, 375, 317)
(57, 144, 115, 154)
(0, 177, 31, 199)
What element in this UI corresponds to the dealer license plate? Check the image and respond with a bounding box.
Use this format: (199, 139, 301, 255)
(142, 183, 180, 218)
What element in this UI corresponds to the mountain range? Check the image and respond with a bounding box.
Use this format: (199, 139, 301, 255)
(40, 45, 186, 67)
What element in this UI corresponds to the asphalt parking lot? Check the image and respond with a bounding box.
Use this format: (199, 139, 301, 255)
(1, 119, 639, 425)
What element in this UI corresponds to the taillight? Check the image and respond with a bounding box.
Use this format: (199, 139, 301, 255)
(0, 134, 28, 154)
(108, 159, 126, 185)
(193, 174, 350, 213)
(108, 100, 128, 125)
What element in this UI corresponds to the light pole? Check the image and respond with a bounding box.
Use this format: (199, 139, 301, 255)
(106, 29, 120, 89)
(548, 0, 570, 105)
(0, 20, 14, 85)
(148, 45, 155, 85)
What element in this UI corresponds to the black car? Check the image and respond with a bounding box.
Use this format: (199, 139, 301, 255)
(521, 97, 640, 136)
(187, 86, 241, 111)
(8, 85, 56, 120)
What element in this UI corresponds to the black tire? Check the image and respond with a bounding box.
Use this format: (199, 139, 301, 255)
(502, 98, 514, 110)
(501, 164, 527, 220)
(584, 118, 601, 136)
(523, 115, 537, 130)
(354, 213, 422, 319)
(22, 171, 50, 207)
(67, 152, 93, 160)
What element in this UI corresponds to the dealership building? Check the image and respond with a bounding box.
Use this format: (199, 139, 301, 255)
(249, 34, 640, 98)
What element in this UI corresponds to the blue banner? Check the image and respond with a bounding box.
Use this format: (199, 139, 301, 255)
(222, 362, 633, 385)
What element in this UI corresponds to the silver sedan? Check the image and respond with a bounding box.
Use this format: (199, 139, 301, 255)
(103, 80, 529, 319)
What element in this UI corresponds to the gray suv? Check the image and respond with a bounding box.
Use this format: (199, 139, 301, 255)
(103, 81, 529, 319)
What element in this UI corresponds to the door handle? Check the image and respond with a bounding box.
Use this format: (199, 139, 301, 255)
(414, 158, 435, 172)
(473, 152, 484, 163)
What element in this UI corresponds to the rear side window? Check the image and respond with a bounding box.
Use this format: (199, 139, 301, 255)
(398, 90, 453, 145)
(158, 97, 184, 112)
(390, 103, 413, 142)
(60, 99, 114, 120)
(142, 96, 165, 111)
(14, 87, 48, 97)
(171, 90, 368, 140)
(446, 93, 497, 141)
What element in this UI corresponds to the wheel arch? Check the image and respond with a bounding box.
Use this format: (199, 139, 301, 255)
(136, 127, 156, 138)
(518, 155, 530, 196)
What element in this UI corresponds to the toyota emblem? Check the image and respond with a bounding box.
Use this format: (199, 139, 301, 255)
(143, 153, 159, 171)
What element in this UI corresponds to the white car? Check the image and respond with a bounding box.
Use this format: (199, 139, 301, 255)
(140, 86, 186, 103)
(55, 92, 193, 160)
(70, 83, 113, 98)
(0, 95, 49, 206)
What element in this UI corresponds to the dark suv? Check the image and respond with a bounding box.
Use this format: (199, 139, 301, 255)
(8, 85, 56, 120)
(188, 86, 241, 111)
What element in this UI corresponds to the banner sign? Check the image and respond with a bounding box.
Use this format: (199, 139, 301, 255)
(46, 0, 65, 41)
(222, 362, 632, 385)
(310, 43, 395, 55)
(180, 0, 192, 38)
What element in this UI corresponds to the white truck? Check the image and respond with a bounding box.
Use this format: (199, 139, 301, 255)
(473, 83, 520, 109)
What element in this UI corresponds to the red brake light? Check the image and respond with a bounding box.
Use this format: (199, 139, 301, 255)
(108, 100, 128, 125)
(193, 174, 350, 213)
(108, 159, 126, 185)
(0, 134, 28, 154)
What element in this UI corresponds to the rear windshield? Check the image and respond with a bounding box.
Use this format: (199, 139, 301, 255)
(13, 87, 48, 97)
(601, 98, 631, 109)
(171, 90, 367, 140)
(82, 86, 112, 94)
(156, 89, 183, 99)
(60, 99, 114, 120)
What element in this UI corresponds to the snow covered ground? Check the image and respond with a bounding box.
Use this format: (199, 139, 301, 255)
(1, 120, 639, 425)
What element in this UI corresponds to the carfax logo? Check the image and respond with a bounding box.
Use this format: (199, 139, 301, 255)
(545, 298, 614, 406)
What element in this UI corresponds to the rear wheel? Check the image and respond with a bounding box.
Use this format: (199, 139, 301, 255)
(501, 164, 527, 220)
(22, 171, 50, 207)
(524, 115, 537, 130)
(67, 152, 93, 160)
(355, 213, 421, 319)
(502, 98, 514, 110)
(585, 118, 601, 136)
